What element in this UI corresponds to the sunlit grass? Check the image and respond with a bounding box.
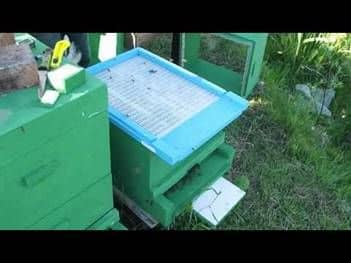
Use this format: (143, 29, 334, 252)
(139, 33, 351, 230)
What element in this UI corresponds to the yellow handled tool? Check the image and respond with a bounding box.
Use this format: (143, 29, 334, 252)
(37, 39, 70, 101)
(49, 40, 70, 69)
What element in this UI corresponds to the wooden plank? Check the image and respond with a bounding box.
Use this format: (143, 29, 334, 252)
(0, 44, 39, 94)
(0, 33, 15, 47)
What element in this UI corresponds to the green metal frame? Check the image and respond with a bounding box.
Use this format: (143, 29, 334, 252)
(182, 33, 268, 98)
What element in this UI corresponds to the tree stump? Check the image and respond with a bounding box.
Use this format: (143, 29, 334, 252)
(0, 33, 15, 47)
(0, 44, 40, 94)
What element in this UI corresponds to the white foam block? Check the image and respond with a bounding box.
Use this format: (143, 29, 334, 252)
(192, 177, 246, 226)
(47, 64, 83, 93)
(40, 90, 60, 105)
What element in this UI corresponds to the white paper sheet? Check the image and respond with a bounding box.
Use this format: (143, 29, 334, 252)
(192, 177, 246, 226)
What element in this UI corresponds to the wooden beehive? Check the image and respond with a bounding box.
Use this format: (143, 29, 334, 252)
(0, 43, 40, 94)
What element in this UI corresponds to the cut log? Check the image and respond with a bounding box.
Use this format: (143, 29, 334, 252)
(0, 33, 15, 47)
(0, 44, 40, 94)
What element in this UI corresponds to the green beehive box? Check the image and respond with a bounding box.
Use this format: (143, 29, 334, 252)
(110, 127, 235, 227)
(0, 34, 124, 230)
(30, 175, 116, 230)
(182, 33, 268, 98)
(88, 48, 248, 227)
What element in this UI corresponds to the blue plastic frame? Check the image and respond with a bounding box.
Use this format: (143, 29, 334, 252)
(87, 47, 249, 165)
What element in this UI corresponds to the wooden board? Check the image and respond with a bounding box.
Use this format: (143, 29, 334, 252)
(0, 44, 39, 94)
(0, 33, 15, 47)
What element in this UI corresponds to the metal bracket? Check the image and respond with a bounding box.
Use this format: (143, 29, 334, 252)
(113, 187, 159, 229)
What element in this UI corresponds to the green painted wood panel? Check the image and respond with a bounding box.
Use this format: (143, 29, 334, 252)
(0, 112, 111, 228)
(30, 175, 114, 230)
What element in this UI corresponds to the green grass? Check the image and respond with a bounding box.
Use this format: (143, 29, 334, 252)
(138, 33, 173, 59)
(171, 72, 351, 229)
(138, 33, 351, 230)
(199, 33, 247, 73)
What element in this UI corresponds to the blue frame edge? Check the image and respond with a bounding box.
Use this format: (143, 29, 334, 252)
(87, 47, 249, 165)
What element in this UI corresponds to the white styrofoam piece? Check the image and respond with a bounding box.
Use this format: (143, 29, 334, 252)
(98, 33, 117, 62)
(48, 64, 83, 93)
(192, 177, 246, 226)
(40, 90, 60, 105)
(95, 56, 219, 138)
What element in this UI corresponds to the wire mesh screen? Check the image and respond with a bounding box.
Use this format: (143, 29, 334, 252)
(95, 56, 219, 138)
